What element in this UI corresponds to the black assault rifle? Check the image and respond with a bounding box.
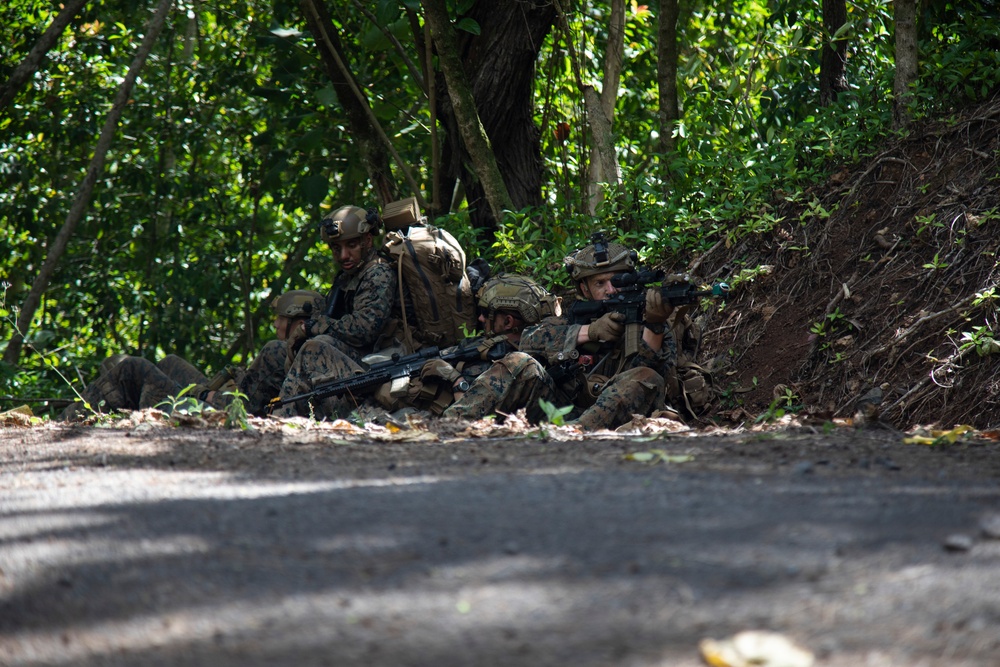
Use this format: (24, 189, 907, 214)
(567, 269, 730, 325)
(267, 336, 512, 413)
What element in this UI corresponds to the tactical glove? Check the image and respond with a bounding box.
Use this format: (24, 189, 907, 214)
(588, 312, 626, 343)
(420, 359, 461, 384)
(644, 288, 674, 325)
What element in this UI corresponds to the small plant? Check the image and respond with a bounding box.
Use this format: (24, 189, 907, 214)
(915, 213, 941, 236)
(972, 288, 998, 307)
(223, 389, 253, 430)
(809, 307, 845, 338)
(155, 384, 206, 416)
(755, 397, 790, 424)
(959, 325, 1000, 357)
(922, 252, 948, 271)
(538, 398, 573, 427)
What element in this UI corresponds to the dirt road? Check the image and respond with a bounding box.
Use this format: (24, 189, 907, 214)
(2, 421, 999, 666)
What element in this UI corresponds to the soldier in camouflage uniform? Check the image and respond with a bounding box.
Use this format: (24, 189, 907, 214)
(286, 205, 397, 365)
(411, 274, 560, 417)
(60, 290, 325, 419)
(445, 238, 677, 430)
(273, 274, 559, 421)
(269, 206, 399, 419)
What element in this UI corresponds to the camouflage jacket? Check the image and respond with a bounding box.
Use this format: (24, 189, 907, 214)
(518, 315, 676, 401)
(310, 248, 395, 358)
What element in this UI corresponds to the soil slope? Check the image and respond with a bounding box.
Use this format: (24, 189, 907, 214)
(693, 98, 1000, 430)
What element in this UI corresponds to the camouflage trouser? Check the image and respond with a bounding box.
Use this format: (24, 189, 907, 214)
(575, 366, 665, 430)
(272, 335, 365, 420)
(67, 356, 183, 416)
(443, 354, 664, 431)
(443, 352, 557, 424)
(236, 340, 290, 416)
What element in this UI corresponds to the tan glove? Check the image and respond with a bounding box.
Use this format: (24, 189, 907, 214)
(587, 312, 626, 343)
(420, 359, 461, 384)
(644, 288, 674, 325)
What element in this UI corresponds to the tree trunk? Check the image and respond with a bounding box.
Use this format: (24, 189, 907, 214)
(0, 0, 89, 111)
(893, 0, 918, 129)
(421, 0, 514, 227)
(820, 0, 849, 106)
(4, 0, 174, 367)
(299, 0, 403, 207)
(432, 0, 555, 237)
(586, 0, 625, 214)
(657, 0, 680, 159)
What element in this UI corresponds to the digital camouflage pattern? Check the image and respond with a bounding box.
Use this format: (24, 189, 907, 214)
(447, 314, 676, 430)
(65, 356, 190, 416)
(310, 248, 396, 363)
(443, 351, 556, 423)
(271, 335, 366, 420)
(62, 341, 292, 420)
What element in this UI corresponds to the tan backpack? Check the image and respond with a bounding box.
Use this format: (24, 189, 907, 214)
(381, 198, 478, 351)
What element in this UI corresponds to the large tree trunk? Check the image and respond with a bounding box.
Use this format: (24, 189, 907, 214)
(893, 0, 918, 128)
(4, 0, 174, 367)
(820, 0, 849, 106)
(433, 0, 556, 237)
(299, 0, 403, 207)
(657, 0, 680, 159)
(421, 0, 513, 226)
(586, 0, 625, 214)
(0, 0, 89, 111)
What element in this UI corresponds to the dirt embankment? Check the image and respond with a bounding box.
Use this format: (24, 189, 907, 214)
(692, 98, 1000, 431)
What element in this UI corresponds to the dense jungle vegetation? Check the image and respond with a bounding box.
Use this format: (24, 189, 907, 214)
(1, 0, 999, 409)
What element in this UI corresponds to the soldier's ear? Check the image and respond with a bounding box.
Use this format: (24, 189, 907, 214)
(501, 314, 518, 333)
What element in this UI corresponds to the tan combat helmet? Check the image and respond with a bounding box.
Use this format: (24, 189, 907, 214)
(271, 290, 325, 319)
(563, 231, 637, 282)
(320, 205, 379, 243)
(478, 274, 561, 326)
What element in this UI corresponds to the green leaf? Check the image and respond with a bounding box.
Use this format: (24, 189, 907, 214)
(315, 85, 339, 108)
(455, 18, 481, 35)
(300, 174, 329, 207)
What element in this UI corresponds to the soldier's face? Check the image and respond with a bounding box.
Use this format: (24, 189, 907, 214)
(274, 315, 299, 340)
(580, 272, 618, 301)
(330, 234, 371, 271)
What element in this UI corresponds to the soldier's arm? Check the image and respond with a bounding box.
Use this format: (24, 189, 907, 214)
(313, 262, 395, 348)
(518, 317, 581, 365)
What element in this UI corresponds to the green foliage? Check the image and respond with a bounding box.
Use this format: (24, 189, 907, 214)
(155, 384, 205, 417)
(538, 398, 573, 427)
(2, 0, 997, 394)
(959, 324, 1000, 357)
(223, 389, 254, 430)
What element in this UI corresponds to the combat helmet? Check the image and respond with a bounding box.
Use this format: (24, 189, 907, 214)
(478, 274, 560, 326)
(320, 205, 380, 243)
(271, 290, 325, 319)
(564, 231, 637, 281)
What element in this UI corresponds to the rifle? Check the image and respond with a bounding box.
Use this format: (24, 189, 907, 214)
(267, 336, 512, 412)
(567, 269, 729, 325)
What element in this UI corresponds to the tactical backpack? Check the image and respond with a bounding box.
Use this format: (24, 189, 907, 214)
(663, 304, 716, 418)
(380, 197, 478, 352)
